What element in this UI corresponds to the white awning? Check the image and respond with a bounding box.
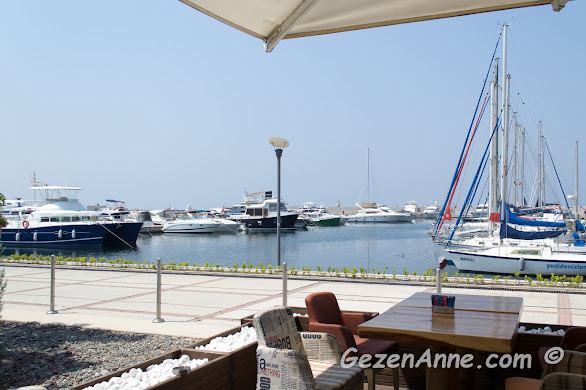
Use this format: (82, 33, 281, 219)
(179, 0, 570, 52)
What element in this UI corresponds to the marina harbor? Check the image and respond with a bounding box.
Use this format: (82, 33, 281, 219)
(1, 1, 585, 389)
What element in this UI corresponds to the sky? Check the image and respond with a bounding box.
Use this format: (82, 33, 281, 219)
(1, 1, 584, 211)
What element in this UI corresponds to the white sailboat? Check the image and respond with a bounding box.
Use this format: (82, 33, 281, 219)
(347, 149, 413, 223)
(437, 25, 586, 275)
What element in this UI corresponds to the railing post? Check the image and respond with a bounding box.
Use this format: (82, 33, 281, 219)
(436, 267, 442, 294)
(282, 262, 288, 307)
(47, 254, 58, 314)
(153, 258, 165, 323)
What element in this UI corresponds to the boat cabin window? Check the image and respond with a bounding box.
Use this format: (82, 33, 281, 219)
(50, 217, 60, 222)
(268, 202, 287, 212)
(71, 216, 80, 222)
(246, 209, 265, 217)
(82, 216, 91, 221)
(60, 216, 71, 222)
(41, 217, 49, 223)
(91, 216, 98, 221)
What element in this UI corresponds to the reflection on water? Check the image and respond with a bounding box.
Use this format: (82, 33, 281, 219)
(2, 220, 457, 275)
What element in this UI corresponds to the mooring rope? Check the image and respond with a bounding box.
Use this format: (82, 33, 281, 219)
(98, 223, 134, 249)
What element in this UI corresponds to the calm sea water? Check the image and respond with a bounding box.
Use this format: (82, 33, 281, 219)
(3, 220, 457, 275)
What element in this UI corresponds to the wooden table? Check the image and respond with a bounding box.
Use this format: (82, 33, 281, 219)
(358, 292, 523, 389)
(393, 292, 523, 315)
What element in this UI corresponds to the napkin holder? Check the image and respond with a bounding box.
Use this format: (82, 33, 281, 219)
(432, 305, 454, 314)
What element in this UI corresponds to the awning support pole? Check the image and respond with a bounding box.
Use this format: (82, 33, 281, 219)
(264, 0, 320, 52)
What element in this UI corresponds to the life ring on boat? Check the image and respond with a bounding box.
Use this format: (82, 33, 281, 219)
(23, 221, 30, 229)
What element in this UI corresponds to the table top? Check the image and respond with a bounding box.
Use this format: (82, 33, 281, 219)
(358, 292, 523, 353)
(394, 292, 523, 314)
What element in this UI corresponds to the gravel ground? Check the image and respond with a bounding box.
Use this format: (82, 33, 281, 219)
(0, 322, 200, 390)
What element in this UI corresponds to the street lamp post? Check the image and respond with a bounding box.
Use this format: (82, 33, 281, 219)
(269, 137, 289, 268)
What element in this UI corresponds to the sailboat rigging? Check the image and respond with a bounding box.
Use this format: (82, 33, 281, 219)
(432, 25, 586, 276)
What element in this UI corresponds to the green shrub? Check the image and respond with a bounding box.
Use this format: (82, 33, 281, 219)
(0, 193, 7, 227)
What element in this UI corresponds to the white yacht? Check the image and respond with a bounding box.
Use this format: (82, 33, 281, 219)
(1, 186, 142, 248)
(231, 191, 298, 231)
(162, 211, 223, 233)
(347, 202, 413, 223)
(422, 203, 440, 219)
(404, 201, 421, 217)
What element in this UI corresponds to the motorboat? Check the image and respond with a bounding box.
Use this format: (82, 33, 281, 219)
(127, 210, 164, 234)
(347, 202, 413, 223)
(293, 202, 339, 227)
(304, 204, 341, 227)
(233, 191, 298, 232)
(404, 201, 421, 217)
(0, 186, 141, 248)
(308, 211, 341, 227)
(422, 203, 440, 219)
(162, 211, 223, 233)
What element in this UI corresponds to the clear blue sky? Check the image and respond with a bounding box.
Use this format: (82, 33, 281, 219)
(1, 1, 584, 210)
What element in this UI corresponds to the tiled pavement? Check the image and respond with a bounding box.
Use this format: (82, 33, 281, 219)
(2, 264, 585, 338)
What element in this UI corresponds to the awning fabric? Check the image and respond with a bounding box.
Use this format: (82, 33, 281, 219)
(179, 0, 570, 52)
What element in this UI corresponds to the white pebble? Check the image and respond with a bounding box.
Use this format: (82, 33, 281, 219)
(82, 357, 210, 390)
(195, 327, 257, 352)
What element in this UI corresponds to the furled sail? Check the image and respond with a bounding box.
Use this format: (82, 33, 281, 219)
(499, 223, 565, 240)
(503, 204, 566, 228)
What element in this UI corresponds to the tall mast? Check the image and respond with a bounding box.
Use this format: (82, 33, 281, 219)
(489, 59, 500, 226)
(500, 24, 510, 224)
(520, 127, 525, 206)
(576, 141, 580, 221)
(537, 121, 542, 207)
(367, 148, 370, 202)
(513, 111, 518, 207)
(541, 128, 546, 207)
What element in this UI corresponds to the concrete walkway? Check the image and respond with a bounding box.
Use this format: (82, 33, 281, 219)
(2, 264, 585, 338)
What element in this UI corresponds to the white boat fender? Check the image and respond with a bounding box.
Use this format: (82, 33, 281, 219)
(519, 257, 525, 271)
(72, 229, 76, 239)
(16, 232, 21, 241)
(58, 229, 63, 239)
(33, 232, 38, 241)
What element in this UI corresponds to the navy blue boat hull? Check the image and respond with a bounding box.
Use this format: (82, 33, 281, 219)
(0, 225, 107, 247)
(241, 214, 298, 231)
(101, 222, 143, 247)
